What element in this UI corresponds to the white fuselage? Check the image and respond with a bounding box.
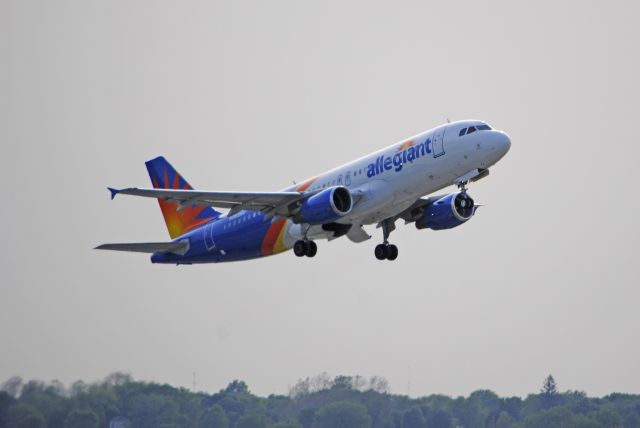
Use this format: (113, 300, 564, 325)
(283, 120, 511, 244)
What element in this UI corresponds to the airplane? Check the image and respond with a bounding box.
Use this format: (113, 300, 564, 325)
(96, 120, 511, 263)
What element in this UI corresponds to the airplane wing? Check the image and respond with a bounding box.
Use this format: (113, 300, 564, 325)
(95, 240, 189, 255)
(108, 187, 306, 217)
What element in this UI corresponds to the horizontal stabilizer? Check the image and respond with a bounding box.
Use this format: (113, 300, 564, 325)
(107, 187, 119, 200)
(95, 240, 189, 255)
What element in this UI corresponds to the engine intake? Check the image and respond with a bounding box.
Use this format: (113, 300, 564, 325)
(293, 186, 352, 225)
(415, 192, 475, 230)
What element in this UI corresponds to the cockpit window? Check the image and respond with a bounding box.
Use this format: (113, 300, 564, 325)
(460, 124, 492, 137)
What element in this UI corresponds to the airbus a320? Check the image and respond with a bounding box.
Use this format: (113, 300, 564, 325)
(96, 120, 511, 263)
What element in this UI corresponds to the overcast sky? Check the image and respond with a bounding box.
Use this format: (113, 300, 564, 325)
(1, 1, 639, 398)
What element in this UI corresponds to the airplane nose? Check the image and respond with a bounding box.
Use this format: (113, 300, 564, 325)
(494, 131, 511, 158)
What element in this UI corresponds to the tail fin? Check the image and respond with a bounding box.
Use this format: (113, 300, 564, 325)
(145, 156, 221, 239)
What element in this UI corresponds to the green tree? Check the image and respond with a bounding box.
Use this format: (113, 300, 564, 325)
(2, 377, 24, 398)
(371, 407, 395, 428)
(313, 401, 371, 428)
(199, 404, 229, 428)
(126, 393, 180, 428)
(540, 375, 559, 409)
(425, 408, 453, 428)
(297, 408, 316, 428)
(104, 372, 132, 386)
(216, 396, 246, 424)
(523, 406, 575, 428)
(235, 411, 271, 428)
(541, 375, 558, 396)
(5, 404, 46, 428)
(332, 376, 354, 390)
(64, 409, 99, 428)
(452, 397, 484, 428)
(496, 411, 516, 428)
(0, 392, 17, 426)
(469, 390, 501, 426)
(503, 396, 523, 420)
(225, 381, 250, 396)
(402, 406, 426, 428)
(565, 414, 600, 428)
(19, 380, 70, 427)
(272, 421, 303, 428)
(589, 408, 622, 427)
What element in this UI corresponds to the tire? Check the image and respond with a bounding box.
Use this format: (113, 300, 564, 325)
(293, 240, 308, 257)
(306, 241, 317, 257)
(386, 244, 398, 261)
(374, 244, 388, 260)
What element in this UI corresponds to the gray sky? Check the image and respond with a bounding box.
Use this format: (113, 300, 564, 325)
(1, 1, 639, 398)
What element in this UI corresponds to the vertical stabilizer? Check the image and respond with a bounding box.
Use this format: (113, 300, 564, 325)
(145, 156, 220, 239)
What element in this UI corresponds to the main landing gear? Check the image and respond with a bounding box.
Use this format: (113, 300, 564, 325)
(374, 218, 398, 261)
(375, 243, 398, 261)
(294, 240, 317, 258)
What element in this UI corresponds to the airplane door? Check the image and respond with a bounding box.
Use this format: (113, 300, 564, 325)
(432, 127, 446, 158)
(204, 222, 216, 251)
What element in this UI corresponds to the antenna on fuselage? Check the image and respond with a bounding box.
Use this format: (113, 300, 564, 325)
(446, 118, 451, 123)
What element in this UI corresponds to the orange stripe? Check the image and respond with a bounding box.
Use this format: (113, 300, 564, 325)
(273, 219, 291, 254)
(295, 177, 317, 192)
(261, 218, 287, 255)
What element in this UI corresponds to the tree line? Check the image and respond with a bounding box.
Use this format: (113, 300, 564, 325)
(1, 373, 638, 428)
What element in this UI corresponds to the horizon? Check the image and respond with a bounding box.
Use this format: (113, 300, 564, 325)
(3, 372, 635, 399)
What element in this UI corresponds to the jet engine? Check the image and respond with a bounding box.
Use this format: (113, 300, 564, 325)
(293, 186, 352, 225)
(415, 192, 475, 230)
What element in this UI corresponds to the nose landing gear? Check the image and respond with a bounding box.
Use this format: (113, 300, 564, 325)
(294, 240, 317, 258)
(374, 218, 399, 261)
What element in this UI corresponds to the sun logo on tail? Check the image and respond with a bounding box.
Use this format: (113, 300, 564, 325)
(146, 157, 219, 239)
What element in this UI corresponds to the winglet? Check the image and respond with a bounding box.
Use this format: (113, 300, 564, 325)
(108, 187, 120, 200)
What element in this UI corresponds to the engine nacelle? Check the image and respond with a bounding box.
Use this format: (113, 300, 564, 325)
(415, 192, 475, 230)
(293, 186, 352, 225)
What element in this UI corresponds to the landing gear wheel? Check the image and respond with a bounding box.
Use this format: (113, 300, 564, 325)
(386, 244, 398, 261)
(294, 240, 308, 257)
(374, 244, 388, 260)
(374, 218, 399, 261)
(306, 241, 317, 257)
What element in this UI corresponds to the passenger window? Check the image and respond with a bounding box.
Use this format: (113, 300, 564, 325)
(459, 128, 467, 136)
(467, 126, 477, 134)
